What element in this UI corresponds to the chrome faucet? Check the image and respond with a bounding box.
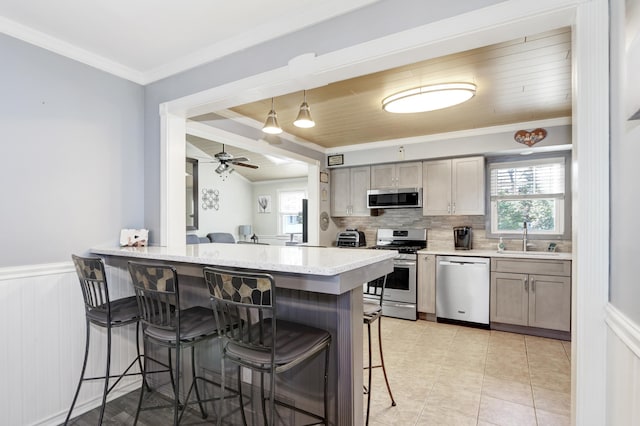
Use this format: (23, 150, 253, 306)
(522, 221, 528, 252)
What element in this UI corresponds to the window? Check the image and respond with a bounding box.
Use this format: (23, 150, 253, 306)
(487, 153, 570, 238)
(278, 189, 306, 234)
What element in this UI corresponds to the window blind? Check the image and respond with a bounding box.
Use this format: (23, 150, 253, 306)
(489, 157, 565, 200)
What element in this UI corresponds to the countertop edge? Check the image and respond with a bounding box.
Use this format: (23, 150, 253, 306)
(417, 249, 572, 261)
(91, 245, 398, 276)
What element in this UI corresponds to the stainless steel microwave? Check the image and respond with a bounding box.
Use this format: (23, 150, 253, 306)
(366, 188, 423, 209)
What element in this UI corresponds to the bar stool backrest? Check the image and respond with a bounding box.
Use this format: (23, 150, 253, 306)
(203, 267, 276, 368)
(72, 255, 111, 321)
(127, 262, 180, 334)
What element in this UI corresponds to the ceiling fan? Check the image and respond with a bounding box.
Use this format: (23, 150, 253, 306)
(213, 144, 259, 175)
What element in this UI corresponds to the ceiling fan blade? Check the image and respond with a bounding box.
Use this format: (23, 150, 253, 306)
(230, 157, 249, 163)
(234, 162, 259, 169)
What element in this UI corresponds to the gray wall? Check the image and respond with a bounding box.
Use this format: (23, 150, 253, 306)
(0, 34, 144, 267)
(142, 0, 505, 243)
(609, 0, 640, 324)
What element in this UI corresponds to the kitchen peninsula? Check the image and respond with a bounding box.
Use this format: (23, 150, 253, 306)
(91, 243, 396, 425)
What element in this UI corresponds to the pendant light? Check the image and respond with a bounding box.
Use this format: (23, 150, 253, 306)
(293, 90, 315, 128)
(262, 98, 282, 134)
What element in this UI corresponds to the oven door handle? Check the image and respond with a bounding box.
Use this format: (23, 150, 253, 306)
(383, 302, 417, 308)
(393, 261, 416, 267)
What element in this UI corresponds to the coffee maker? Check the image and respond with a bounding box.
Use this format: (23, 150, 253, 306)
(453, 226, 473, 250)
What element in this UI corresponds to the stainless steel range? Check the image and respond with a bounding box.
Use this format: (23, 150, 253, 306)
(367, 228, 427, 320)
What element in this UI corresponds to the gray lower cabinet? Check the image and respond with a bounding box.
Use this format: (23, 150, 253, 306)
(490, 258, 571, 332)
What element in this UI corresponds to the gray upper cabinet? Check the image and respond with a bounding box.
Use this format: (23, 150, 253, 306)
(371, 162, 422, 189)
(422, 156, 485, 216)
(330, 166, 371, 216)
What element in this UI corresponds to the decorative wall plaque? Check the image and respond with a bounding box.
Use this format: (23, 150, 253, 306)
(514, 128, 547, 147)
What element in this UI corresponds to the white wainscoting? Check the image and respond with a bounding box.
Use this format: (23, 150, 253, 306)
(0, 262, 141, 426)
(605, 303, 640, 425)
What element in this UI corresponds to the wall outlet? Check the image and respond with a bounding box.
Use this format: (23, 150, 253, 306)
(241, 367, 252, 384)
(398, 145, 405, 160)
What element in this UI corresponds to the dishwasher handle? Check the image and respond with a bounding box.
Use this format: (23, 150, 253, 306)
(438, 260, 486, 266)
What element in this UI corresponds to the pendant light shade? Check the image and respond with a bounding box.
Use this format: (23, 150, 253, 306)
(262, 98, 282, 134)
(293, 90, 315, 128)
(382, 83, 476, 113)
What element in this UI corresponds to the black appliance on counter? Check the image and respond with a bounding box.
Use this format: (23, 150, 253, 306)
(336, 229, 366, 247)
(453, 226, 472, 250)
(367, 228, 427, 321)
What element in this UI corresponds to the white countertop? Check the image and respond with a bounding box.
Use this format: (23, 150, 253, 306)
(91, 244, 398, 276)
(417, 248, 572, 261)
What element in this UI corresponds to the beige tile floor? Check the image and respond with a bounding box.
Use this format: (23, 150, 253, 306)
(365, 318, 571, 426)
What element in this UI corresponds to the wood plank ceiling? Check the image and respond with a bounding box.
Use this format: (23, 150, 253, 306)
(228, 27, 571, 149)
(189, 27, 571, 181)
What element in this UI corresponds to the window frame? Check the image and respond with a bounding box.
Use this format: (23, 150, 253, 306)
(277, 188, 307, 235)
(484, 150, 572, 240)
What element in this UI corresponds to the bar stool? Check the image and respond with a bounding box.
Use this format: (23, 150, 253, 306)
(363, 276, 396, 425)
(65, 255, 147, 425)
(127, 261, 223, 425)
(203, 266, 331, 426)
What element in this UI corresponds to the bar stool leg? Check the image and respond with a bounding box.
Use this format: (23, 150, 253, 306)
(173, 347, 181, 425)
(190, 346, 207, 418)
(98, 324, 112, 424)
(216, 357, 225, 426)
(167, 348, 181, 408)
(261, 372, 268, 425)
(237, 366, 248, 426)
(378, 317, 396, 406)
(64, 319, 91, 425)
(135, 322, 150, 392)
(133, 348, 147, 426)
(365, 322, 373, 426)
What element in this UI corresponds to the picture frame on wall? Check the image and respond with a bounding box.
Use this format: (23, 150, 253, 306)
(327, 154, 344, 166)
(257, 195, 271, 213)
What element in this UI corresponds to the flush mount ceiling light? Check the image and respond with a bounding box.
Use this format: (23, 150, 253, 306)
(262, 98, 282, 134)
(293, 90, 315, 128)
(382, 83, 476, 113)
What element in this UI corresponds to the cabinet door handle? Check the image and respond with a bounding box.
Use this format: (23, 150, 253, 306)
(447, 204, 451, 214)
(524, 277, 529, 292)
(531, 279, 535, 293)
(452, 202, 456, 213)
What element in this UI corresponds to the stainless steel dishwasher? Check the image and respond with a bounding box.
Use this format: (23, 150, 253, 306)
(436, 256, 490, 326)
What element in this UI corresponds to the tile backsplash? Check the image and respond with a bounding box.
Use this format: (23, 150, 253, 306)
(333, 208, 572, 253)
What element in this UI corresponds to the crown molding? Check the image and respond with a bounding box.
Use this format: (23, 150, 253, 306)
(1, 0, 379, 85)
(0, 16, 146, 84)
